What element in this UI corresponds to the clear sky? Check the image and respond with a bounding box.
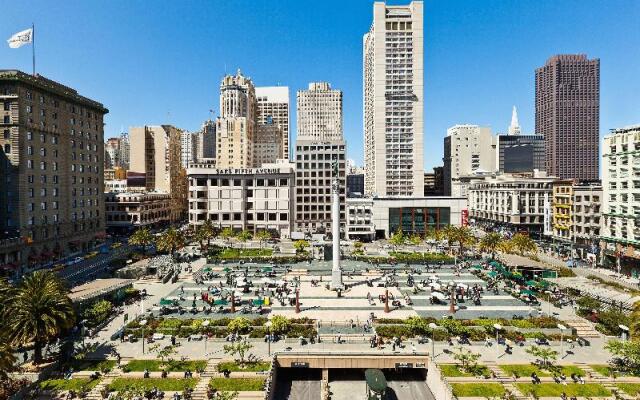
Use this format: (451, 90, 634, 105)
(1, 0, 639, 170)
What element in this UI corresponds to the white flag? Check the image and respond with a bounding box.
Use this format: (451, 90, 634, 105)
(7, 28, 33, 49)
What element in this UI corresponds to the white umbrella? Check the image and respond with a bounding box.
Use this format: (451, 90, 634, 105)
(287, 293, 296, 299)
(429, 282, 442, 291)
(457, 283, 468, 289)
(431, 292, 446, 300)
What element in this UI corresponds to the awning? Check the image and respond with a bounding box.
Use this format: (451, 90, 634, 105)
(365, 369, 387, 394)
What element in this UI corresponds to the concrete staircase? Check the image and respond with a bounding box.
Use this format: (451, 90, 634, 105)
(85, 373, 117, 400)
(191, 359, 219, 400)
(563, 318, 601, 338)
(484, 362, 528, 400)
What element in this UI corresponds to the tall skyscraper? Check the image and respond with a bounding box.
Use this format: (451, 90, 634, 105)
(0, 70, 108, 269)
(256, 86, 289, 159)
(215, 70, 257, 168)
(105, 137, 121, 169)
(363, 0, 424, 197)
(295, 82, 346, 234)
(118, 131, 130, 170)
(535, 54, 600, 180)
(197, 119, 216, 161)
(129, 125, 187, 221)
(180, 130, 197, 168)
(508, 106, 521, 136)
(296, 82, 343, 141)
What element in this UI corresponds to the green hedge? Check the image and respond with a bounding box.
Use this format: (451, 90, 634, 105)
(108, 378, 198, 392)
(217, 361, 270, 372)
(122, 360, 207, 372)
(40, 378, 100, 392)
(209, 378, 265, 391)
(451, 383, 504, 397)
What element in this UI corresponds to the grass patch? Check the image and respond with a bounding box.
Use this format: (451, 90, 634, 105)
(217, 361, 270, 372)
(67, 359, 116, 372)
(516, 383, 610, 397)
(617, 383, 640, 396)
(122, 359, 206, 372)
(439, 364, 489, 377)
(499, 364, 584, 378)
(590, 364, 614, 377)
(219, 248, 273, 259)
(39, 378, 100, 392)
(450, 383, 504, 397)
(108, 378, 198, 392)
(209, 378, 265, 391)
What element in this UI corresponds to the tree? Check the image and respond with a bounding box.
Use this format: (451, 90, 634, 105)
(221, 227, 235, 245)
(156, 228, 185, 256)
(293, 240, 310, 255)
(269, 315, 291, 335)
(510, 233, 537, 256)
(195, 221, 214, 253)
(441, 225, 458, 252)
(352, 241, 364, 256)
(525, 345, 558, 368)
(85, 300, 113, 327)
(455, 226, 476, 255)
(223, 340, 253, 365)
(211, 391, 239, 400)
(405, 316, 429, 335)
(0, 334, 16, 380)
(630, 301, 640, 338)
(452, 346, 481, 372)
(128, 227, 154, 255)
(255, 230, 272, 249)
(389, 229, 405, 251)
(7, 271, 75, 364)
(408, 234, 422, 246)
(236, 230, 253, 249)
(479, 232, 503, 260)
(227, 317, 251, 334)
(605, 340, 640, 374)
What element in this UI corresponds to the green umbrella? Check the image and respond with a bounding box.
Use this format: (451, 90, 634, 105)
(536, 280, 550, 288)
(512, 272, 523, 278)
(252, 299, 263, 306)
(159, 298, 173, 306)
(525, 280, 538, 287)
(489, 261, 501, 268)
(520, 289, 535, 296)
(214, 299, 228, 305)
(223, 267, 231, 272)
(365, 369, 387, 394)
(262, 267, 273, 272)
(471, 265, 482, 270)
(203, 267, 212, 272)
(487, 271, 498, 278)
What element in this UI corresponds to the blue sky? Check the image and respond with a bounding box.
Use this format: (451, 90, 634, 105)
(1, 0, 639, 170)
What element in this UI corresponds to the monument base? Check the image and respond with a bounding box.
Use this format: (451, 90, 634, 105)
(330, 269, 344, 291)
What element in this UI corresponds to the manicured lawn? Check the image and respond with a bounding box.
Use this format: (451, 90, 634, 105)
(499, 364, 585, 377)
(108, 378, 198, 392)
(590, 364, 614, 377)
(68, 359, 116, 372)
(617, 383, 640, 396)
(451, 383, 504, 398)
(209, 378, 265, 391)
(439, 364, 489, 377)
(220, 248, 273, 258)
(39, 378, 100, 392)
(516, 383, 611, 397)
(217, 361, 270, 372)
(122, 359, 207, 372)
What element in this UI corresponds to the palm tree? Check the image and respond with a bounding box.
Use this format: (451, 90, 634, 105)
(456, 226, 476, 256)
(255, 230, 272, 249)
(201, 219, 215, 248)
(479, 232, 502, 260)
(7, 271, 75, 364)
(156, 228, 185, 257)
(128, 227, 154, 255)
(441, 225, 458, 253)
(510, 233, 537, 256)
(389, 229, 405, 252)
(0, 334, 16, 379)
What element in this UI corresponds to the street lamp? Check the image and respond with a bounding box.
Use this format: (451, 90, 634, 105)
(493, 323, 502, 358)
(265, 321, 273, 356)
(140, 319, 148, 354)
(202, 320, 210, 355)
(619, 325, 630, 342)
(557, 324, 567, 357)
(428, 322, 438, 359)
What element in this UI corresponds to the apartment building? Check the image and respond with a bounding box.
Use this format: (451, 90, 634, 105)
(601, 125, 640, 268)
(0, 70, 108, 270)
(105, 192, 171, 231)
(363, 1, 424, 197)
(551, 180, 573, 242)
(443, 125, 496, 196)
(256, 86, 289, 160)
(129, 125, 187, 222)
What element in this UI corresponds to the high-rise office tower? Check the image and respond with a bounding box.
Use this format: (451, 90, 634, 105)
(180, 130, 197, 168)
(0, 70, 108, 269)
(197, 119, 216, 161)
(130, 125, 187, 221)
(256, 86, 289, 159)
(295, 82, 346, 234)
(363, 1, 424, 197)
(535, 54, 600, 180)
(443, 125, 496, 196)
(508, 106, 521, 136)
(296, 82, 343, 141)
(105, 137, 121, 169)
(118, 131, 130, 170)
(215, 70, 257, 168)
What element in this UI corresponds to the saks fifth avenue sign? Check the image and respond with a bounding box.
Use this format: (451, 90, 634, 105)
(212, 168, 280, 175)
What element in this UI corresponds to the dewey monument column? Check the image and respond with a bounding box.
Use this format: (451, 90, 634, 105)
(330, 161, 343, 290)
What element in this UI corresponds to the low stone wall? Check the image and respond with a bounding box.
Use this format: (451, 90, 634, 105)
(426, 362, 456, 400)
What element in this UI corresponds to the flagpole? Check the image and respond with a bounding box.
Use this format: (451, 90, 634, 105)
(31, 23, 35, 76)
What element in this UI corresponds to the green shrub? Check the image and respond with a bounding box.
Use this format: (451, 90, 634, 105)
(209, 378, 265, 391)
(108, 378, 198, 392)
